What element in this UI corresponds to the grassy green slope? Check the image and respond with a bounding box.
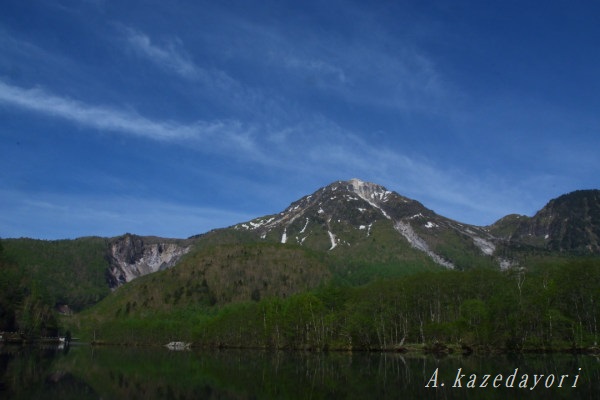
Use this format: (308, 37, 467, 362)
(325, 220, 444, 284)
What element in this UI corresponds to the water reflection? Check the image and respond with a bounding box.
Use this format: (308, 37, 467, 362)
(1, 345, 599, 399)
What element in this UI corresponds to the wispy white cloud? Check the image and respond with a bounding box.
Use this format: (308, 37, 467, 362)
(221, 15, 449, 115)
(0, 81, 183, 140)
(255, 116, 538, 225)
(118, 25, 275, 121)
(1, 78, 539, 226)
(122, 27, 199, 80)
(0, 80, 263, 154)
(0, 81, 533, 227)
(280, 55, 347, 84)
(120, 26, 244, 94)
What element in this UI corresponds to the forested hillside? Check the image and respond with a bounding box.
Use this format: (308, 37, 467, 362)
(1, 237, 110, 310)
(3, 185, 599, 350)
(0, 240, 59, 336)
(71, 256, 600, 352)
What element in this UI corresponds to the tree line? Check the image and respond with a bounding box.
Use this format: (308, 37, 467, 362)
(192, 258, 600, 352)
(0, 241, 59, 337)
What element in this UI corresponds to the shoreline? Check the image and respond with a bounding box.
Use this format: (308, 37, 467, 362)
(76, 340, 600, 355)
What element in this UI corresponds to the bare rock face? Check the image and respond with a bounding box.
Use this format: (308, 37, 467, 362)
(105, 234, 191, 288)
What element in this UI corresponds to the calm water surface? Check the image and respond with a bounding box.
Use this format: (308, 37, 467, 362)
(1, 345, 599, 399)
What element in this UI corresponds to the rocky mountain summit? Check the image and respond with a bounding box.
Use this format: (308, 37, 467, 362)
(490, 189, 600, 254)
(226, 180, 600, 271)
(232, 179, 503, 269)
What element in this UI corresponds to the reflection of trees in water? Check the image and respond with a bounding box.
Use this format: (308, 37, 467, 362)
(204, 349, 442, 398)
(1, 347, 52, 397)
(2, 347, 600, 399)
(0, 346, 97, 399)
(43, 347, 423, 399)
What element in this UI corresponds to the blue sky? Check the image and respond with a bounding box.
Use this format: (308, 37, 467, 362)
(1, 0, 599, 239)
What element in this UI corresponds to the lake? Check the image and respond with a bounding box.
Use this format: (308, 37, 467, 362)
(1, 345, 599, 399)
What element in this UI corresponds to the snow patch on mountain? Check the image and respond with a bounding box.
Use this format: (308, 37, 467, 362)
(299, 218, 309, 233)
(499, 258, 518, 270)
(237, 217, 276, 230)
(394, 221, 455, 269)
(328, 231, 337, 250)
(472, 236, 496, 255)
(358, 224, 373, 236)
(349, 178, 391, 219)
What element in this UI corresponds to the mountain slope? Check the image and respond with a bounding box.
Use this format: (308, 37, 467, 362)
(81, 242, 331, 318)
(1, 237, 111, 311)
(490, 189, 600, 254)
(59, 181, 600, 346)
(228, 179, 502, 270)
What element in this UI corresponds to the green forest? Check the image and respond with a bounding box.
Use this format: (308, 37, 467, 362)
(0, 237, 109, 337)
(72, 257, 600, 353)
(2, 237, 599, 353)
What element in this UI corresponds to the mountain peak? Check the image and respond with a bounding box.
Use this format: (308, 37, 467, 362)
(509, 189, 600, 253)
(232, 179, 502, 269)
(229, 181, 600, 269)
(347, 178, 391, 204)
(347, 177, 383, 190)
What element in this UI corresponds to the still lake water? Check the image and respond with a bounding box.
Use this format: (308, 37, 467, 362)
(1, 345, 599, 399)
